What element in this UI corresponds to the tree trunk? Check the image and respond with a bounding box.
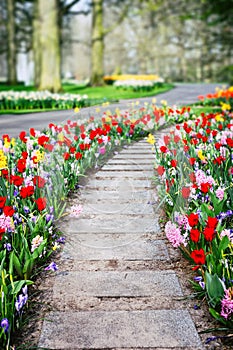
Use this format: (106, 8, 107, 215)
(7, 0, 17, 84)
(33, 0, 41, 87)
(38, 0, 61, 92)
(91, 0, 104, 86)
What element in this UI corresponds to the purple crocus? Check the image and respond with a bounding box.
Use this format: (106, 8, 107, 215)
(56, 236, 66, 244)
(46, 214, 54, 223)
(15, 294, 28, 313)
(45, 262, 58, 272)
(193, 276, 202, 282)
(23, 206, 30, 214)
(1, 318, 9, 333)
(15, 284, 28, 313)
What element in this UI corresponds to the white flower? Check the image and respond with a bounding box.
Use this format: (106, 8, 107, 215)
(31, 235, 43, 252)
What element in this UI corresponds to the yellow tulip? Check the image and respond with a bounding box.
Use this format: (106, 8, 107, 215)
(215, 114, 224, 122)
(197, 150, 205, 161)
(147, 133, 155, 145)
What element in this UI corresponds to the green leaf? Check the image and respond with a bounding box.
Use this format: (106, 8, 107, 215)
(209, 308, 227, 325)
(9, 251, 14, 275)
(218, 235, 230, 253)
(0, 250, 6, 270)
(13, 253, 23, 278)
(10, 280, 33, 295)
(23, 259, 34, 279)
(205, 271, 224, 307)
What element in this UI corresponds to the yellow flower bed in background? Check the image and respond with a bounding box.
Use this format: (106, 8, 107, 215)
(104, 74, 162, 84)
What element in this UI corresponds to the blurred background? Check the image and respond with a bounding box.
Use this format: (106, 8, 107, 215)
(0, 0, 232, 92)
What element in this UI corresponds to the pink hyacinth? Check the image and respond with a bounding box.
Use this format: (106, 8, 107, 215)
(165, 221, 185, 248)
(216, 187, 224, 201)
(220, 287, 233, 320)
(99, 146, 106, 155)
(0, 214, 14, 231)
(195, 169, 215, 188)
(220, 229, 232, 243)
(175, 213, 189, 230)
(69, 204, 83, 217)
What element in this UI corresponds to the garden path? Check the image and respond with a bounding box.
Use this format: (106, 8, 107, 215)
(0, 83, 219, 137)
(38, 127, 204, 349)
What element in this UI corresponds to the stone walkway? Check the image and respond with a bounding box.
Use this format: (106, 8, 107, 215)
(38, 129, 204, 349)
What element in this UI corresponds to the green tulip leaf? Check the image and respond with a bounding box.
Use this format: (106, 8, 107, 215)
(205, 271, 224, 308)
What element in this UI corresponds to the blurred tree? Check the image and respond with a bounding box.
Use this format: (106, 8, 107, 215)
(33, 0, 40, 87)
(90, 0, 104, 85)
(37, 0, 61, 92)
(90, 0, 129, 86)
(34, 0, 85, 91)
(200, 0, 233, 25)
(6, 0, 17, 84)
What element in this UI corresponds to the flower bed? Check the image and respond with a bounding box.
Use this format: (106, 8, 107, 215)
(0, 104, 162, 347)
(104, 74, 164, 88)
(113, 78, 164, 92)
(0, 86, 232, 347)
(0, 90, 89, 111)
(198, 86, 233, 109)
(153, 86, 233, 330)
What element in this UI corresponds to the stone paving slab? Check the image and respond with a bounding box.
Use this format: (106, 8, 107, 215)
(112, 153, 155, 159)
(95, 170, 153, 178)
(61, 216, 159, 234)
(80, 189, 154, 202)
(100, 164, 153, 171)
(79, 201, 154, 215)
(119, 149, 154, 154)
(60, 235, 169, 261)
(53, 270, 183, 298)
(107, 158, 155, 164)
(38, 310, 203, 349)
(125, 145, 154, 150)
(86, 178, 151, 189)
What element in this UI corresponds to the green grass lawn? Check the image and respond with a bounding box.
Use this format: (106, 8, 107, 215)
(63, 83, 174, 100)
(0, 83, 174, 114)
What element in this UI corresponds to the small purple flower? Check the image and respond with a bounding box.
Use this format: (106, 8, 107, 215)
(4, 243, 12, 251)
(1, 318, 9, 333)
(45, 262, 58, 272)
(56, 236, 66, 244)
(31, 216, 37, 223)
(205, 336, 219, 344)
(193, 276, 202, 282)
(15, 293, 28, 313)
(22, 285, 28, 296)
(46, 214, 54, 223)
(23, 206, 30, 214)
(199, 281, 205, 289)
(194, 304, 200, 310)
